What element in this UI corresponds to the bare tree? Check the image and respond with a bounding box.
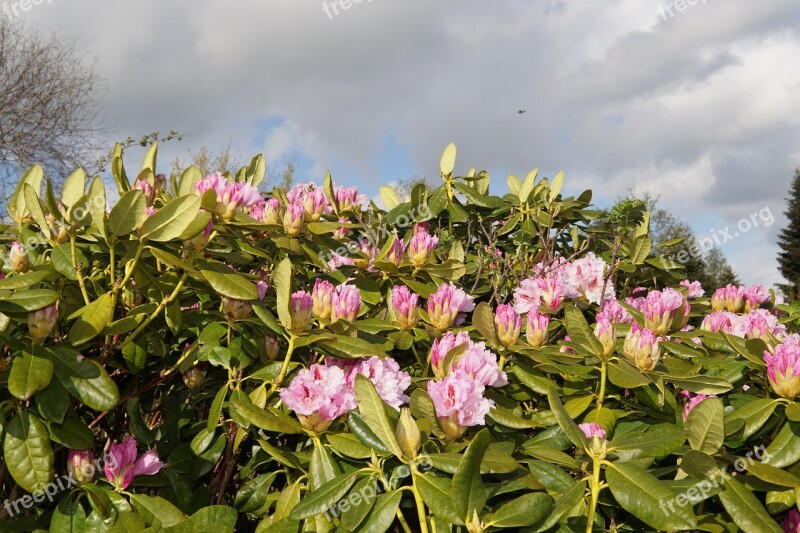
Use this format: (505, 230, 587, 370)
(0, 18, 105, 200)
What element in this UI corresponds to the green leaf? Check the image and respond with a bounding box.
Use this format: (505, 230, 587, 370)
(547, 387, 587, 448)
(606, 462, 696, 531)
(164, 506, 237, 533)
(607, 360, 651, 388)
(451, 428, 490, 519)
(9, 351, 53, 400)
(87, 176, 107, 238)
(51, 243, 82, 280)
(23, 184, 50, 234)
(229, 399, 302, 434)
(201, 269, 259, 300)
(0, 289, 59, 313)
(440, 143, 457, 177)
(47, 415, 94, 450)
(747, 461, 800, 488)
(51, 495, 88, 533)
(108, 190, 146, 236)
(416, 474, 465, 526)
(109, 512, 146, 532)
(487, 492, 554, 528)
(725, 398, 778, 438)
(340, 476, 377, 530)
(36, 379, 69, 423)
(685, 397, 724, 454)
(519, 168, 538, 203)
(718, 477, 782, 533)
(61, 168, 86, 208)
(533, 480, 587, 532)
(358, 490, 402, 533)
(274, 257, 292, 331)
(0, 269, 50, 290)
(68, 292, 114, 346)
(347, 410, 391, 454)
(289, 473, 358, 520)
(319, 335, 388, 358)
(563, 305, 604, 357)
(669, 375, 733, 395)
(471, 302, 497, 345)
(129, 494, 186, 528)
(609, 425, 684, 461)
(3, 411, 55, 493)
(765, 421, 800, 468)
(141, 195, 201, 241)
(379, 186, 401, 209)
(49, 345, 119, 411)
(207, 386, 227, 432)
(354, 374, 404, 458)
(236, 472, 280, 514)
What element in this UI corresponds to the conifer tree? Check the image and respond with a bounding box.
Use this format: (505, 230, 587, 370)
(777, 169, 800, 300)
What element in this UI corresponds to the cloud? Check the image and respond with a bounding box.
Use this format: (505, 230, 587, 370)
(21, 0, 800, 286)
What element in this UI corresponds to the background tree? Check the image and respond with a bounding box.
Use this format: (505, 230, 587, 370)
(0, 18, 104, 203)
(777, 168, 800, 300)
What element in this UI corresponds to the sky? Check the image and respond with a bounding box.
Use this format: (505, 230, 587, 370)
(14, 0, 800, 288)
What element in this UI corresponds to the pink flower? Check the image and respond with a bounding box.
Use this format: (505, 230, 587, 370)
(279, 364, 356, 431)
(262, 198, 282, 224)
(682, 392, 711, 421)
(195, 172, 261, 219)
(385, 236, 406, 266)
(312, 279, 335, 320)
(429, 332, 506, 387)
(783, 508, 800, 533)
(348, 357, 411, 410)
(257, 280, 269, 301)
(679, 280, 705, 298)
(334, 186, 367, 211)
(596, 299, 633, 324)
(290, 291, 314, 333)
(495, 304, 522, 347)
(701, 311, 749, 337)
(283, 201, 305, 236)
(104, 436, 164, 490)
(563, 253, 614, 305)
(513, 276, 569, 314)
(746, 309, 786, 341)
(745, 285, 771, 312)
(407, 229, 439, 266)
(9, 241, 29, 273)
(334, 217, 351, 239)
(426, 283, 476, 330)
(526, 311, 550, 347)
(328, 252, 355, 270)
(764, 334, 800, 399)
(711, 284, 745, 313)
(390, 285, 419, 330)
(640, 288, 689, 335)
(623, 324, 660, 372)
(331, 284, 361, 323)
(593, 317, 616, 357)
(430, 331, 472, 377)
(133, 177, 155, 206)
(428, 370, 494, 440)
(287, 183, 330, 221)
(578, 423, 607, 439)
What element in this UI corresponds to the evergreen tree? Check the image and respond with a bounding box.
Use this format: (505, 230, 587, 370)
(777, 169, 800, 300)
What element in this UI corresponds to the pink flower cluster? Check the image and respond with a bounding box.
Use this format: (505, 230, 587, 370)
(426, 283, 476, 331)
(194, 172, 261, 219)
(334, 186, 368, 211)
(711, 284, 771, 314)
(701, 309, 785, 341)
(578, 423, 606, 439)
(287, 183, 331, 221)
(764, 334, 800, 399)
(429, 331, 507, 387)
(626, 288, 689, 335)
(408, 226, 439, 266)
(513, 253, 614, 314)
(104, 436, 164, 490)
(427, 370, 494, 439)
(679, 280, 705, 298)
(390, 285, 419, 330)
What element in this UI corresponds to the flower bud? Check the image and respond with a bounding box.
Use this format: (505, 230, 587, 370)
(765, 335, 800, 399)
(331, 285, 362, 323)
(182, 364, 207, 389)
(386, 236, 405, 267)
(262, 198, 281, 225)
(494, 304, 522, 348)
(184, 218, 213, 251)
(264, 335, 280, 362)
(624, 325, 660, 372)
(390, 286, 419, 330)
(121, 281, 143, 309)
(407, 230, 438, 267)
(133, 177, 156, 206)
(312, 279, 335, 320)
(426, 283, 475, 331)
(593, 318, 616, 358)
(68, 450, 96, 485)
(333, 217, 351, 239)
(301, 188, 327, 222)
(395, 408, 421, 459)
(526, 311, 550, 348)
(154, 174, 167, 194)
(28, 303, 58, 342)
(290, 290, 313, 333)
(9, 241, 29, 273)
(222, 297, 253, 321)
(283, 202, 305, 236)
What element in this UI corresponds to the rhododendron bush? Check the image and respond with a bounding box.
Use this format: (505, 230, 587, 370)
(1, 143, 798, 532)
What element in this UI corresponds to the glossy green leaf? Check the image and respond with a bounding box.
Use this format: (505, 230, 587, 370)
(3, 411, 55, 493)
(354, 374, 404, 458)
(141, 195, 201, 241)
(9, 351, 53, 400)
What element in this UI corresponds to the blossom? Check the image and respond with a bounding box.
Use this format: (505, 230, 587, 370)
(28, 303, 58, 343)
(104, 436, 164, 490)
(312, 279, 335, 320)
(331, 284, 361, 323)
(334, 217, 351, 239)
(513, 276, 569, 314)
(407, 229, 439, 266)
(194, 172, 261, 219)
(9, 241, 29, 273)
(385, 236, 406, 266)
(711, 284, 745, 313)
(290, 291, 314, 333)
(429, 331, 506, 387)
(700, 311, 749, 337)
(428, 370, 494, 440)
(495, 304, 522, 347)
(430, 331, 472, 377)
(784, 508, 800, 533)
(133, 177, 155, 206)
(328, 252, 355, 270)
(346, 357, 411, 410)
(526, 311, 550, 348)
(563, 253, 614, 305)
(764, 334, 800, 399)
(287, 183, 330, 221)
(593, 317, 616, 358)
(682, 392, 711, 421)
(623, 324, 660, 372)
(578, 423, 607, 439)
(334, 186, 367, 211)
(260, 198, 282, 224)
(745, 284, 771, 312)
(279, 364, 356, 431)
(746, 309, 785, 341)
(283, 201, 305, 236)
(390, 285, 419, 330)
(68, 450, 96, 485)
(596, 299, 633, 324)
(635, 288, 689, 335)
(426, 283, 476, 330)
(680, 280, 705, 298)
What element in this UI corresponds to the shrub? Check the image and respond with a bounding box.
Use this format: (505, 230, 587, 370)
(0, 142, 795, 532)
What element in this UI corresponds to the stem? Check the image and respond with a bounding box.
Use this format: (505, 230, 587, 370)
(268, 336, 296, 397)
(411, 472, 430, 533)
(162, 341, 199, 377)
(115, 242, 145, 293)
(585, 459, 602, 533)
(597, 361, 607, 407)
(395, 509, 413, 533)
(71, 236, 91, 305)
(119, 272, 188, 350)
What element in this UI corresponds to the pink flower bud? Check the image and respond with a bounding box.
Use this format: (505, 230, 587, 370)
(679, 280, 704, 298)
(386, 236, 406, 267)
(262, 198, 281, 224)
(526, 311, 550, 348)
(783, 508, 800, 533)
(222, 297, 253, 321)
(184, 218, 213, 251)
(301, 187, 328, 222)
(334, 217, 351, 239)
(765, 334, 800, 399)
(390, 285, 419, 330)
(28, 303, 58, 343)
(290, 290, 314, 333)
(711, 284, 745, 313)
(133, 177, 155, 206)
(312, 279, 335, 320)
(407, 230, 438, 266)
(578, 423, 606, 439)
(623, 324, 660, 372)
(494, 304, 522, 348)
(331, 285, 361, 323)
(68, 450, 96, 485)
(642, 288, 688, 335)
(264, 335, 280, 362)
(426, 283, 475, 331)
(283, 201, 305, 236)
(334, 186, 365, 212)
(9, 241, 29, 273)
(744, 284, 770, 312)
(593, 317, 616, 358)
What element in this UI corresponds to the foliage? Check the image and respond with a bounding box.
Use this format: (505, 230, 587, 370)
(0, 143, 796, 532)
(778, 168, 800, 301)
